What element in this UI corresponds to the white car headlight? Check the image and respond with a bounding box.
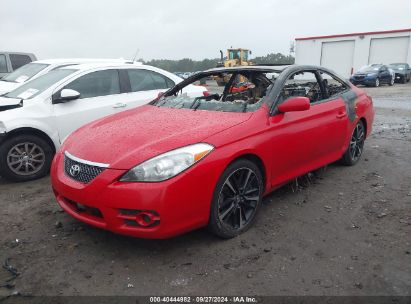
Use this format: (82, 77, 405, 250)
(120, 143, 214, 182)
(366, 73, 377, 77)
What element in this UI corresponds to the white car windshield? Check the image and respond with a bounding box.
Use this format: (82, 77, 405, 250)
(5, 69, 77, 100)
(1, 63, 49, 83)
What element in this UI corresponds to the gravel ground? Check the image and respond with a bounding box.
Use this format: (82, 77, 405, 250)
(0, 82, 410, 299)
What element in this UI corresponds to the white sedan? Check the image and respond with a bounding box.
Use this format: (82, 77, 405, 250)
(0, 62, 207, 181)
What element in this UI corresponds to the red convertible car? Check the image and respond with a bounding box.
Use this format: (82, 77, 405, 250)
(51, 65, 374, 239)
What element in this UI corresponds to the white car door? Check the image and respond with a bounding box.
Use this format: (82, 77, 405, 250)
(52, 69, 123, 141)
(120, 68, 207, 109)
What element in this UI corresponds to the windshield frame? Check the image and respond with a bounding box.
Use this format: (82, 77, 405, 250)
(150, 68, 281, 113)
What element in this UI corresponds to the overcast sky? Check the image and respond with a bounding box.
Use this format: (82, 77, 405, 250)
(1, 0, 410, 61)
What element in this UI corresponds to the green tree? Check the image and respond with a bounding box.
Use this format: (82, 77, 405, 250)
(141, 52, 294, 72)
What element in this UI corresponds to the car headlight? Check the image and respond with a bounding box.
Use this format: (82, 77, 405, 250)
(366, 73, 377, 77)
(120, 143, 214, 182)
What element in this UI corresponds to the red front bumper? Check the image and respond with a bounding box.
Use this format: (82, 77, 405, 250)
(51, 152, 220, 239)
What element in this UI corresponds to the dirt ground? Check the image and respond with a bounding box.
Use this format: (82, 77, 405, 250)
(0, 82, 410, 299)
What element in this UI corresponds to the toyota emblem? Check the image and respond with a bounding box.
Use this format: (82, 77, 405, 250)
(69, 164, 81, 177)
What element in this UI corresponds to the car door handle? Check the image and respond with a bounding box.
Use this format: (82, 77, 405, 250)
(336, 111, 347, 119)
(113, 103, 127, 108)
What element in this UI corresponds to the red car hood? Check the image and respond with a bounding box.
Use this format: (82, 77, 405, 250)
(63, 105, 252, 169)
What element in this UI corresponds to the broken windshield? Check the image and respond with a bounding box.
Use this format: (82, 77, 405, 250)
(152, 71, 279, 113)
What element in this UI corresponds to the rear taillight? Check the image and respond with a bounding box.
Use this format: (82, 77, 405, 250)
(203, 91, 210, 97)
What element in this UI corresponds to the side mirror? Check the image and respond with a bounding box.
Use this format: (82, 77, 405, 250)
(53, 89, 80, 104)
(278, 97, 310, 113)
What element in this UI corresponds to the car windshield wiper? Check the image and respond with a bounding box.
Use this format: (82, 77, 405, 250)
(189, 97, 202, 110)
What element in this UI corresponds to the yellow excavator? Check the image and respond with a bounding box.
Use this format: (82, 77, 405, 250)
(215, 48, 253, 86)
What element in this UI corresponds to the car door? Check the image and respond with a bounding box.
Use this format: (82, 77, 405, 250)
(269, 70, 349, 187)
(379, 66, 390, 83)
(116, 68, 175, 109)
(52, 69, 124, 141)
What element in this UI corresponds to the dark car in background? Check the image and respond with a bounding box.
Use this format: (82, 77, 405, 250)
(350, 64, 394, 87)
(0, 52, 37, 78)
(388, 63, 411, 84)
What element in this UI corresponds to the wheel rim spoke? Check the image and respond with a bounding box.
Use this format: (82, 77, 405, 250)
(243, 195, 259, 201)
(9, 160, 21, 166)
(29, 144, 36, 154)
(238, 207, 244, 228)
(225, 179, 237, 194)
(243, 170, 252, 189)
(219, 202, 235, 220)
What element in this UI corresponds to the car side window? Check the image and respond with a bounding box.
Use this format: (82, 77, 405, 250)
(319, 71, 349, 98)
(127, 69, 175, 92)
(0, 54, 7, 73)
(64, 70, 120, 99)
(10, 54, 32, 70)
(127, 69, 157, 91)
(279, 71, 322, 104)
(150, 71, 175, 89)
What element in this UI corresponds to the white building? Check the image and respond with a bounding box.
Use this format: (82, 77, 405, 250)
(295, 28, 411, 78)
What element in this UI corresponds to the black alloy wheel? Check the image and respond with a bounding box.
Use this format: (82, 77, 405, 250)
(209, 159, 263, 238)
(341, 120, 365, 166)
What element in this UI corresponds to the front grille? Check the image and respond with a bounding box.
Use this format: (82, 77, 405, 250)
(66, 198, 103, 219)
(64, 153, 106, 184)
(354, 75, 365, 80)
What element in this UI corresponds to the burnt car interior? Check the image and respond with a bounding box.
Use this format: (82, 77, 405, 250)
(319, 71, 350, 98)
(197, 72, 273, 105)
(153, 68, 350, 112)
(278, 70, 349, 104)
(155, 70, 277, 112)
(278, 71, 323, 104)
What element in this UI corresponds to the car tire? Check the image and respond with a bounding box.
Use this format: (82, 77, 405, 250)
(340, 120, 365, 166)
(208, 159, 263, 238)
(401, 77, 406, 84)
(389, 77, 395, 86)
(374, 78, 380, 87)
(0, 134, 54, 182)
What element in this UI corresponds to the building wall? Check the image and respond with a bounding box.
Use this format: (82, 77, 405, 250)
(295, 30, 411, 78)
